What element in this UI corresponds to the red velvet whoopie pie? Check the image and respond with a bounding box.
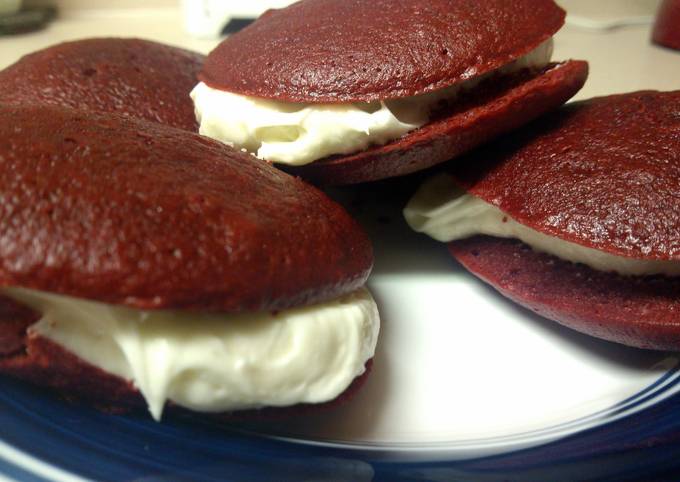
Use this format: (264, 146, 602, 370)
(193, 0, 588, 185)
(652, 0, 680, 51)
(0, 38, 203, 131)
(0, 104, 378, 420)
(405, 90, 680, 351)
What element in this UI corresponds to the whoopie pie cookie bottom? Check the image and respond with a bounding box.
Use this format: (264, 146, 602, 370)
(0, 292, 374, 419)
(283, 61, 588, 185)
(450, 236, 680, 351)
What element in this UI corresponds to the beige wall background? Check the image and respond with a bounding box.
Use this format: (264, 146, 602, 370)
(559, 0, 660, 18)
(22, 0, 663, 15)
(25, 0, 175, 9)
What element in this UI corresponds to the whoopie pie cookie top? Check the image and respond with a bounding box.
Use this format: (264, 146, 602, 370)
(200, 0, 565, 103)
(449, 90, 680, 261)
(0, 38, 203, 131)
(0, 105, 372, 312)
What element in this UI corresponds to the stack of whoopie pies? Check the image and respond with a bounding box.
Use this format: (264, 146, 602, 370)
(0, 36, 381, 419)
(1, 0, 676, 424)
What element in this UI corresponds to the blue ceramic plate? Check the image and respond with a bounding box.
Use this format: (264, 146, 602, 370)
(2, 186, 680, 481)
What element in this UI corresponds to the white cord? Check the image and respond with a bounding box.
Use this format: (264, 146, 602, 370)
(566, 14, 654, 31)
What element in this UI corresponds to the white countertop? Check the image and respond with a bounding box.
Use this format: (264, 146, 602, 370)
(0, 8, 678, 100)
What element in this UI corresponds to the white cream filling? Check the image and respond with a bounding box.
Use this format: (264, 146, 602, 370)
(404, 174, 680, 277)
(4, 287, 380, 421)
(191, 39, 554, 165)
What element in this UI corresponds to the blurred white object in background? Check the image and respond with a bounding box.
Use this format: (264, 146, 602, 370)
(0, 0, 21, 15)
(181, 0, 295, 38)
(559, 0, 660, 30)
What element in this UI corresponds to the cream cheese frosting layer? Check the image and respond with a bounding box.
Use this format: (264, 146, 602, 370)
(192, 39, 554, 166)
(404, 174, 680, 277)
(5, 287, 380, 421)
